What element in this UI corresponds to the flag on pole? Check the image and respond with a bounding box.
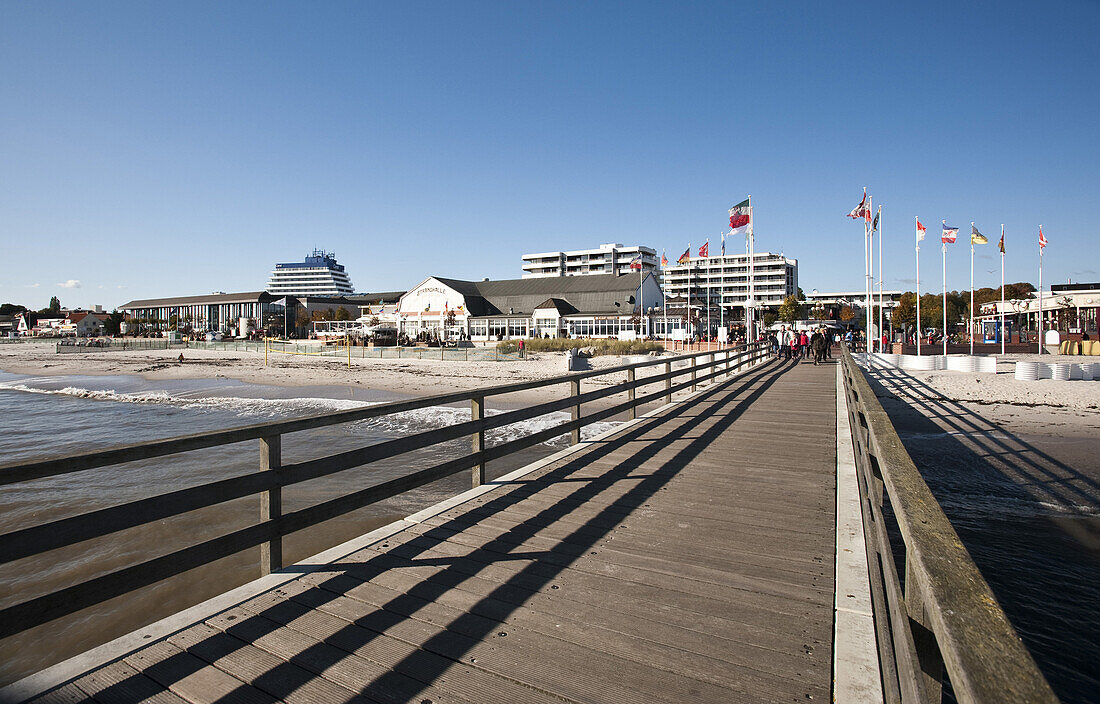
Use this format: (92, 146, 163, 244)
(848, 191, 871, 221)
(729, 199, 752, 235)
(872, 211, 880, 232)
(272, 297, 287, 306)
(629, 254, 642, 270)
(661, 250, 668, 267)
(677, 247, 690, 265)
(699, 241, 709, 257)
(1039, 226, 1048, 249)
(941, 222, 959, 244)
(971, 225, 988, 245)
(998, 231, 1005, 254)
(721, 233, 726, 256)
(916, 219, 926, 241)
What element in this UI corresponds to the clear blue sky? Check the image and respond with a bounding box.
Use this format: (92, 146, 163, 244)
(2, 1, 1097, 310)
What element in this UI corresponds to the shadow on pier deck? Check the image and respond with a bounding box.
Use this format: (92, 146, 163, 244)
(18, 358, 839, 704)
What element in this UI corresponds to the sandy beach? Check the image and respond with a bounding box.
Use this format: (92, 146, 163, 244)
(0, 342, 678, 405)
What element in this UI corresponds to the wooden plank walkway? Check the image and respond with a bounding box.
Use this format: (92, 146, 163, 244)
(27, 358, 838, 704)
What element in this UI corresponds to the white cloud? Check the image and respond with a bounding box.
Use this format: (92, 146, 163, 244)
(25, 283, 40, 288)
(57, 280, 81, 289)
(116, 285, 127, 289)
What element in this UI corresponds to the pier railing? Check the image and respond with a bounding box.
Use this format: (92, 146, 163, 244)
(0, 342, 769, 641)
(838, 344, 1056, 703)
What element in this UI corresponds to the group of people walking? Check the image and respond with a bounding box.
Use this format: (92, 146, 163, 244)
(768, 326, 833, 365)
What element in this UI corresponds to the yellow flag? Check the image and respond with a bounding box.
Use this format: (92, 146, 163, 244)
(971, 225, 988, 245)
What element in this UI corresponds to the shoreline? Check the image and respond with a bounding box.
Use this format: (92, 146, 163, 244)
(0, 343, 658, 410)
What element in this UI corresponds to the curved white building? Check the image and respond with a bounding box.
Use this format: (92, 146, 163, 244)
(267, 250, 355, 297)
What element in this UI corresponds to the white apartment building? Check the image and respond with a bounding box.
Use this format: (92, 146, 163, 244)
(661, 251, 798, 322)
(266, 250, 355, 297)
(522, 243, 659, 279)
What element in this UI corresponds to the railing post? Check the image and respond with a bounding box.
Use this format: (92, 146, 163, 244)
(690, 355, 697, 392)
(259, 434, 282, 576)
(471, 395, 485, 487)
(627, 368, 636, 420)
(570, 378, 581, 445)
(906, 561, 945, 701)
(664, 361, 672, 404)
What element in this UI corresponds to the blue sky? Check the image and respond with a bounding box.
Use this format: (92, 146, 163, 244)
(2, 1, 1097, 310)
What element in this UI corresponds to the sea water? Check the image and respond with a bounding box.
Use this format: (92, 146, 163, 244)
(0, 370, 620, 686)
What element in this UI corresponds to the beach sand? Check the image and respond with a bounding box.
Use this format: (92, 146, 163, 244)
(0, 342, 678, 406)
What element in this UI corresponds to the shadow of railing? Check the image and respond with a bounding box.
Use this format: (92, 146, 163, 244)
(861, 364, 1099, 703)
(76, 359, 793, 703)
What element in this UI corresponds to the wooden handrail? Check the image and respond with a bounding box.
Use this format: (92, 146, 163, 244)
(0, 342, 771, 639)
(838, 344, 1056, 703)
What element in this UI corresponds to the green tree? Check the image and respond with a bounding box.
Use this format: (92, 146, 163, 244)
(796, 287, 806, 301)
(762, 310, 778, 327)
(778, 295, 801, 323)
(892, 292, 917, 331)
(103, 311, 125, 336)
(41, 296, 61, 315)
(0, 303, 27, 316)
(335, 307, 352, 321)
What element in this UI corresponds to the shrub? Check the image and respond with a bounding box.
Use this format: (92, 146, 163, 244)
(506, 338, 664, 356)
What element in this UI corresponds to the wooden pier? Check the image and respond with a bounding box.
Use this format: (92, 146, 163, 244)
(2, 344, 1057, 703)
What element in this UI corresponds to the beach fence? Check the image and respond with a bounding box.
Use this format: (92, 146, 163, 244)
(186, 339, 528, 363)
(0, 342, 770, 653)
(55, 339, 171, 353)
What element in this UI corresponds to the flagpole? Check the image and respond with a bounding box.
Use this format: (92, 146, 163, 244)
(748, 195, 755, 343)
(915, 216, 922, 356)
(1038, 227, 1043, 355)
(706, 243, 711, 348)
(970, 223, 975, 356)
(863, 190, 870, 351)
(878, 204, 884, 351)
(942, 236, 947, 356)
(1000, 224, 1006, 356)
(719, 234, 725, 335)
(868, 195, 874, 351)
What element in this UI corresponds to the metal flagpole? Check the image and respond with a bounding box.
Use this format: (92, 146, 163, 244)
(916, 216, 922, 356)
(878, 204, 884, 351)
(1000, 224, 1006, 356)
(942, 236, 948, 356)
(970, 223, 975, 356)
(720, 233, 725, 334)
(865, 194, 872, 351)
(706, 242, 711, 347)
(748, 195, 755, 342)
(1038, 227, 1043, 355)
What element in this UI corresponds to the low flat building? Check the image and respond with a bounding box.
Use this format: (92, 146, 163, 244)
(522, 243, 659, 279)
(120, 292, 293, 336)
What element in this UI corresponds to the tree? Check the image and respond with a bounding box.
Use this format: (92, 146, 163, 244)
(892, 293, 917, 331)
(103, 311, 125, 336)
(762, 311, 778, 327)
(839, 306, 856, 326)
(778, 295, 801, 323)
(809, 303, 827, 320)
(41, 296, 61, 315)
(796, 287, 806, 301)
(0, 303, 27, 316)
(335, 307, 352, 321)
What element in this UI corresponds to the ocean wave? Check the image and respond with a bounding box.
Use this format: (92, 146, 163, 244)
(0, 380, 621, 446)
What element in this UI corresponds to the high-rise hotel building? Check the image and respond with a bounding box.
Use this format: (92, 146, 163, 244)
(521, 243, 659, 278)
(266, 250, 355, 297)
(661, 251, 798, 320)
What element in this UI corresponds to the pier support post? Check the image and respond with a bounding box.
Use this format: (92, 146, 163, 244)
(905, 562, 945, 700)
(259, 435, 282, 576)
(627, 368, 636, 420)
(570, 379, 581, 445)
(471, 395, 485, 487)
(664, 362, 672, 405)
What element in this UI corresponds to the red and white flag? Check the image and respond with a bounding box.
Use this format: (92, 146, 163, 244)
(698, 241, 709, 257)
(629, 255, 642, 270)
(848, 191, 871, 221)
(728, 199, 752, 236)
(1038, 226, 1048, 249)
(916, 219, 926, 242)
(941, 222, 959, 244)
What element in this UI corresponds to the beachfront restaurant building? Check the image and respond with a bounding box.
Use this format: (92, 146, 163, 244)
(119, 291, 295, 336)
(393, 273, 664, 341)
